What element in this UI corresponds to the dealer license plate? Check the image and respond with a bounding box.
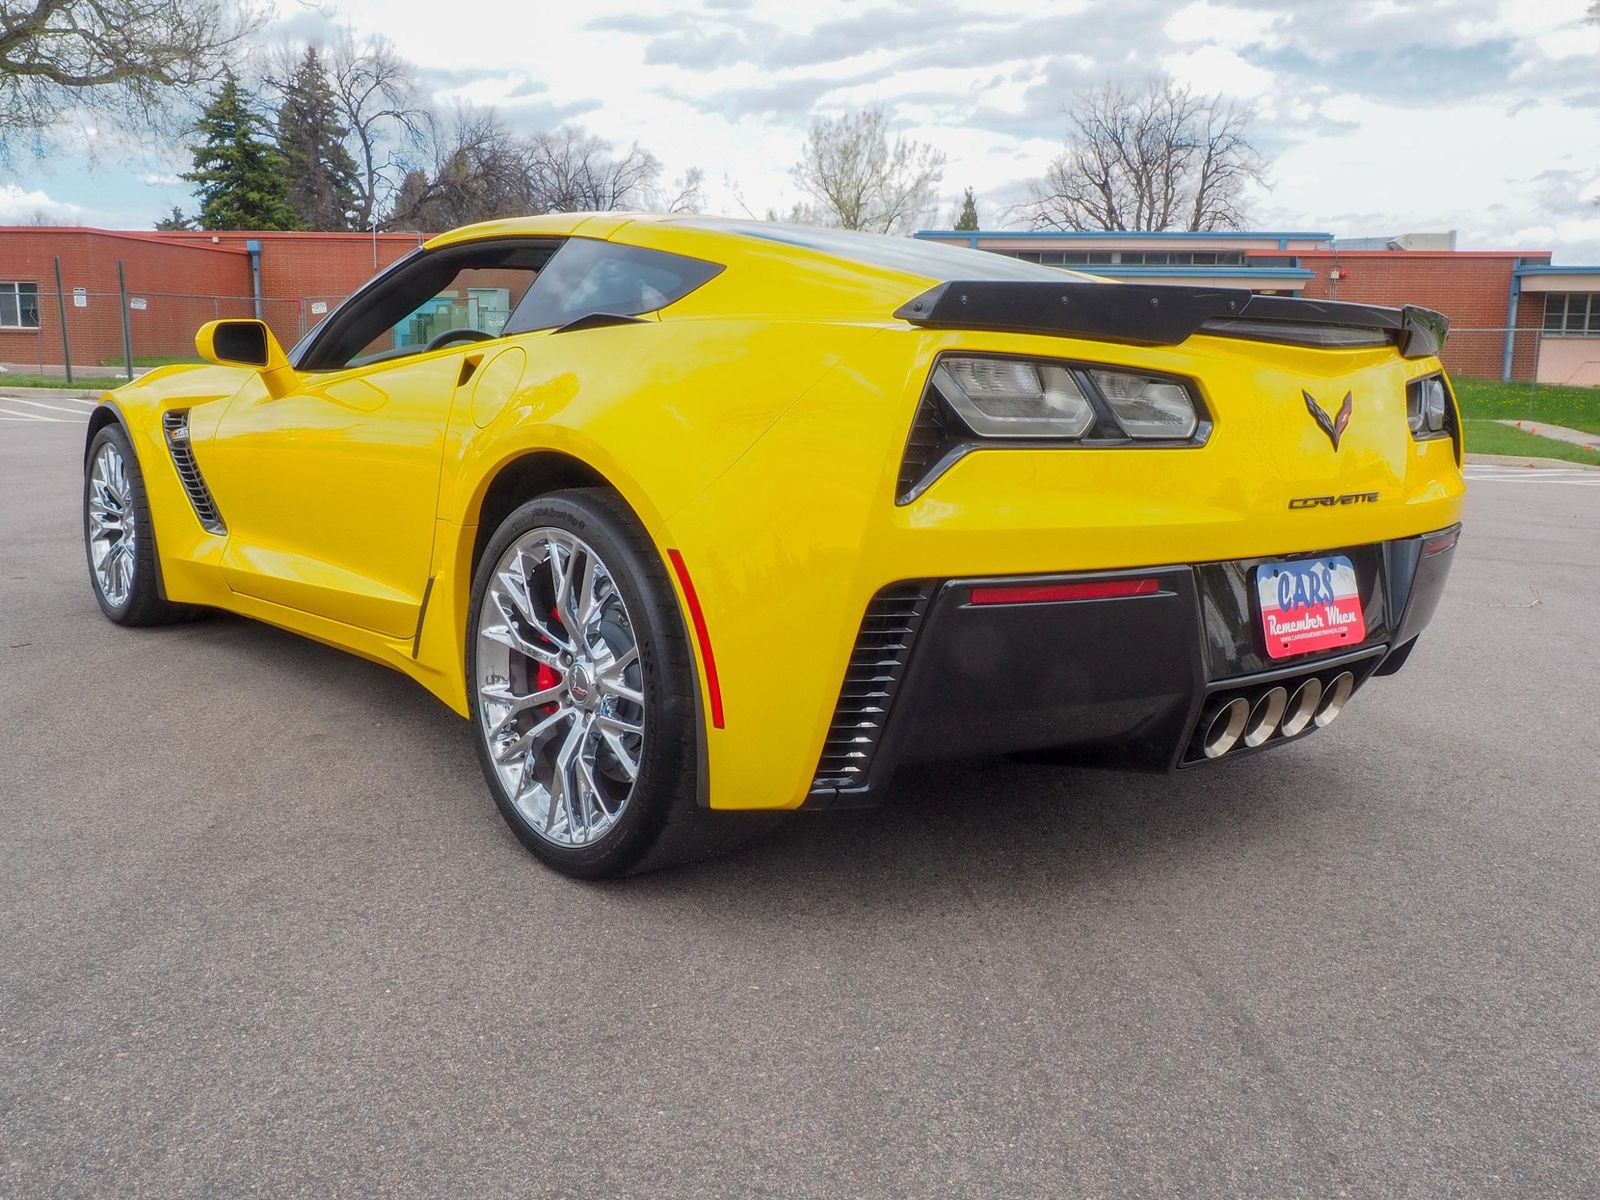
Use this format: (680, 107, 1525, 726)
(1256, 555, 1367, 660)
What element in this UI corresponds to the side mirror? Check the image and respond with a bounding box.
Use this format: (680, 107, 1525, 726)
(195, 319, 295, 396)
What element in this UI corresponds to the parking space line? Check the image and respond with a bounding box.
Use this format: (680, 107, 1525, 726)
(0, 397, 94, 417)
(1465, 470, 1600, 486)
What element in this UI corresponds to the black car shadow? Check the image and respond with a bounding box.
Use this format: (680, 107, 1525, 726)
(169, 609, 1324, 917)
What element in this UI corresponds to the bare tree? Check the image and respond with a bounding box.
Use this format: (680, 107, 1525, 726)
(793, 106, 945, 234)
(1022, 78, 1268, 232)
(0, 0, 256, 156)
(526, 127, 661, 212)
(656, 166, 705, 214)
(387, 103, 693, 231)
(326, 33, 430, 228)
(388, 105, 534, 230)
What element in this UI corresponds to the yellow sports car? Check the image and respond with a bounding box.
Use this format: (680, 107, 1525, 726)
(83, 214, 1464, 877)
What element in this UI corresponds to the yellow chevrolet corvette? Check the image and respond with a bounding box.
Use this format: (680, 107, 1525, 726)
(83, 214, 1463, 876)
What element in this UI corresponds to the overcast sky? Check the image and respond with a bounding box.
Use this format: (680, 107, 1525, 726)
(4, 0, 1599, 260)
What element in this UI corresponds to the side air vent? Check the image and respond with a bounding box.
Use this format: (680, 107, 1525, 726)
(161, 410, 227, 535)
(809, 582, 934, 795)
(896, 384, 965, 505)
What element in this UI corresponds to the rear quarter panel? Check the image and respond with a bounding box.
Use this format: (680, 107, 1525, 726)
(663, 328, 1464, 809)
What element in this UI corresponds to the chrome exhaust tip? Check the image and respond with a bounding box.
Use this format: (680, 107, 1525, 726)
(1200, 696, 1251, 759)
(1280, 677, 1324, 738)
(1314, 671, 1356, 727)
(1242, 686, 1289, 748)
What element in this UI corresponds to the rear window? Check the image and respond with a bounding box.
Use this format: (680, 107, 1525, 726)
(680, 218, 1086, 284)
(504, 239, 723, 334)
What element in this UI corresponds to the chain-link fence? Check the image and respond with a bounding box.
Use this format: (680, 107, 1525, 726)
(0, 289, 326, 382)
(6, 298, 1597, 416)
(0, 286, 530, 383)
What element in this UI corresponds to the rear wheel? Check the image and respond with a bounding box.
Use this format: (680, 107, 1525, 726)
(467, 490, 760, 878)
(83, 423, 198, 626)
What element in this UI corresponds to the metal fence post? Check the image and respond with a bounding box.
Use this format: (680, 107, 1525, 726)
(52, 256, 73, 384)
(117, 260, 135, 381)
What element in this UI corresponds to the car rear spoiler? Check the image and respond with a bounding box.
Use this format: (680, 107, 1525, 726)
(893, 281, 1449, 359)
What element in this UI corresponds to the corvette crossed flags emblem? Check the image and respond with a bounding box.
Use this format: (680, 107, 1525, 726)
(1303, 390, 1354, 451)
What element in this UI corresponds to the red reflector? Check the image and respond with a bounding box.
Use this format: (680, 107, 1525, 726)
(1422, 530, 1459, 557)
(666, 549, 724, 729)
(969, 578, 1162, 606)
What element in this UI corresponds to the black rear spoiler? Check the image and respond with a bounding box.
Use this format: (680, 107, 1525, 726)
(894, 280, 1448, 359)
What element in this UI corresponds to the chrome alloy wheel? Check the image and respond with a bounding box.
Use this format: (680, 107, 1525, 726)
(475, 528, 647, 848)
(87, 441, 136, 609)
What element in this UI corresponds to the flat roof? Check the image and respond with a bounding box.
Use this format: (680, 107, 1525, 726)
(1071, 265, 1313, 280)
(1292, 249, 1552, 260)
(1514, 264, 1600, 275)
(915, 228, 1334, 242)
(0, 226, 249, 254)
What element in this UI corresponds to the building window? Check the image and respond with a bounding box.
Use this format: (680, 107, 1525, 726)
(1542, 293, 1600, 337)
(0, 282, 40, 330)
(996, 249, 1245, 268)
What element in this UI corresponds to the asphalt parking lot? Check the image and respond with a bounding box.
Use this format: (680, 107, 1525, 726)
(3, 405, 1597, 1199)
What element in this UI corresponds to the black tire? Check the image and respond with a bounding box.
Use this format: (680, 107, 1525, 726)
(466, 488, 771, 879)
(83, 422, 202, 627)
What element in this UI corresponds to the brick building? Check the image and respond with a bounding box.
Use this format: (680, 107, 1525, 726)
(915, 229, 1592, 383)
(4, 223, 1596, 384)
(0, 227, 422, 371)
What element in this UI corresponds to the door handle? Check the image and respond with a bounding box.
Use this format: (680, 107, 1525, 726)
(457, 355, 483, 388)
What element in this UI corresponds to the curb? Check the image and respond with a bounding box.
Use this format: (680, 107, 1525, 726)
(0, 385, 107, 400)
(1465, 452, 1600, 472)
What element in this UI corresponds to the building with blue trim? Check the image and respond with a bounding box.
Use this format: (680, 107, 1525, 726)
(915, 227, 1599, 384)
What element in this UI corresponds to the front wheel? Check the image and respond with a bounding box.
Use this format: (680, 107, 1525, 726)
(467, 489, 753, 878)
(83, 423, 199, 626)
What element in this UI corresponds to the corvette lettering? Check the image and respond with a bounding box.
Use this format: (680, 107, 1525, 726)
(1289, 492, 1379, 509)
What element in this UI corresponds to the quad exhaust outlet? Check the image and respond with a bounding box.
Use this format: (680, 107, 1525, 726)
(1191, 667, 1363, 763)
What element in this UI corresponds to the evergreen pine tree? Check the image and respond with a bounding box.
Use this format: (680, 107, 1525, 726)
(154, 206, 190, 231)
(953, 187, 979, 231)
(276, 48, 361, 231)
(182, 69, 298, 231)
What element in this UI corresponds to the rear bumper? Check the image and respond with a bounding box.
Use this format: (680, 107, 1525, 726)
(803, 525, 1459, 808)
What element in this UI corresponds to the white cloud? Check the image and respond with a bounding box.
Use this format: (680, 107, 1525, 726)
(1164, 2, 1284, 50)
(0, 183, 94, 224)
(6, 0, 1600, 258)
(1162, 45, 1279, 99)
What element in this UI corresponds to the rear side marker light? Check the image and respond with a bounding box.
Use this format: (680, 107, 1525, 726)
(969, 578, 1161, 606)
(666, 549, 724, 729)
(1423, 530, 1459, 557)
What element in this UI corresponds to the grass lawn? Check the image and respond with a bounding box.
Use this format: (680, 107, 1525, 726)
(1452, 376, 1600, 436)
(1464, 419, 1600, 465)
(0, 374, 120, 391)
(96, 355, 202, 368)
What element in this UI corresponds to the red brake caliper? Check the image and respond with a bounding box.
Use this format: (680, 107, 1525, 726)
(536, 604, 563, 713)
(535, 662, 560, 714)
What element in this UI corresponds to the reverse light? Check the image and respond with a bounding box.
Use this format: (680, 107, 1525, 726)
(1407, 374, 1450, 438)
(935, 356, 1095, 438)
(1090, 369, 1200, 439)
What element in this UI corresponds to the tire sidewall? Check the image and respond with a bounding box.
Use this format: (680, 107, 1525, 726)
(466, 491, 698, 878)
(84, 423, 143, 623)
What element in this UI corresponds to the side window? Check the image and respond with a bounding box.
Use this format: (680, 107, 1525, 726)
(504, 240, 723, 335)
(300, 240, 559, 371)
(347, 262, 546, 366)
